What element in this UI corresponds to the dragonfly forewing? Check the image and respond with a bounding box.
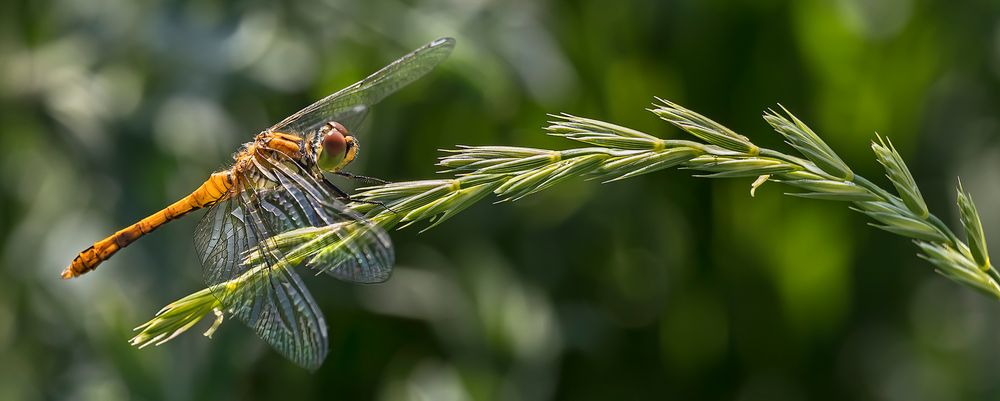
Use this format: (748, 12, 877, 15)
(269, 37, 455, 136)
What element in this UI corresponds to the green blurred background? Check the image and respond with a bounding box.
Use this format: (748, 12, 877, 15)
(2, 0, 1000, 399)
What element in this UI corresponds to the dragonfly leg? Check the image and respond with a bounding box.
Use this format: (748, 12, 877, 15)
(320, 175, 398, 214)
(348, 198, 398, 214)
(317, 175, 351, 199)
(334, 171, 391, 185)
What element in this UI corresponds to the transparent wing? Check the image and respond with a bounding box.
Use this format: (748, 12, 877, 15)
(268, 37, 454, 136)
(193, 153, 394, 368)
(256, 153, 394, 282)
(194, 180, 329, 370)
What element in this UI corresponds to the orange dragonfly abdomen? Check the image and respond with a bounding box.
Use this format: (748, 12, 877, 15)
(63, 171, 234, 279)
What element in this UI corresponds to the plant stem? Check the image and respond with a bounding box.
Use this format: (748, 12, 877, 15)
(131, 99, 997, 348)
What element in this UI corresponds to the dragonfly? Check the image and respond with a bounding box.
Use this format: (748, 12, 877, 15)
(64, 37, 455, 369)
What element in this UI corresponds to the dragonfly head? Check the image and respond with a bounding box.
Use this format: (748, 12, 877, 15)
(315, 121, 358, 172)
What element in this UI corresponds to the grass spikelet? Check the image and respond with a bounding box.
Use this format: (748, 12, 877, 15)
(134, 98, 999, 348)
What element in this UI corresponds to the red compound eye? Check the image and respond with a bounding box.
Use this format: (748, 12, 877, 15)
(322, 126, 347, 157)
(317, 122, 350, 171)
